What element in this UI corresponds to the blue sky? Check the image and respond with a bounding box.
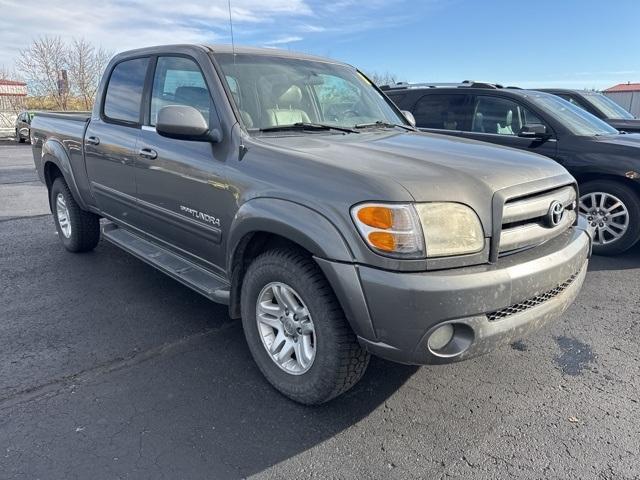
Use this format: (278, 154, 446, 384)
(1, 0, 639, 89)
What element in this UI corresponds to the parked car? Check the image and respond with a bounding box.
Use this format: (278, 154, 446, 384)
(31, 46, 591, 404)
(384, 81, 640, 255)
(15, 111, 34, 143)
(538, 88, 640, 133)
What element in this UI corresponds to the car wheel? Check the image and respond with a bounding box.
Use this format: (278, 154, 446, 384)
(16, 129, 25, 143)
(241, 248, 370, 405)
(579, 180, 640, 255)
(50, 177, 101, 252)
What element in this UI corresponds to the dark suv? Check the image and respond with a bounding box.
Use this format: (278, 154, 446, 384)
(384, 82, 640, 255)
(538, 89, 640, 133)
(15, 111, 34, 143)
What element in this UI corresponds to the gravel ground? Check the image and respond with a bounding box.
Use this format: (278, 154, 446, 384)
(1, 142, 639, 479)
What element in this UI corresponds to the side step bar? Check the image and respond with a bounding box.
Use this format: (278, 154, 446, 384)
(102, 223, 230, 304)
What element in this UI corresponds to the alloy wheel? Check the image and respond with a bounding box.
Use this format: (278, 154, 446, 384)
(579, 191, 629, 245)
(256, 282, 316, 375)
(55, 193, 72, 238)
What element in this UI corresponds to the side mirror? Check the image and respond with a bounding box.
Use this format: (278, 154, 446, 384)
(401, 110, 417, 128)
(156, 105, 222, 142)
(518, 124, 548, 139)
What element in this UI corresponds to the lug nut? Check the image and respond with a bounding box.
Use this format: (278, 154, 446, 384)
(599, 223, 604, 227)
(587, 216, 593, 220)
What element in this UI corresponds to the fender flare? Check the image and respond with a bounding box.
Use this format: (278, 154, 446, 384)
(227, 198, 354, 269)
(41, 138, 88, 210)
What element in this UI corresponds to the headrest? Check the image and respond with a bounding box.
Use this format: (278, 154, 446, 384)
(505, 110, 513, 125)
(278, 85, 302, 106)
(175, 86, 210, 109)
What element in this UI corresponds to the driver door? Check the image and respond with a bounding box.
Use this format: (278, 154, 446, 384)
(462, 95, 558, 159)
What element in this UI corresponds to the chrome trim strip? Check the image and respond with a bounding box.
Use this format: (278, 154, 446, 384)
(502, 186, 576, 224)
(500, 210, 576, 252)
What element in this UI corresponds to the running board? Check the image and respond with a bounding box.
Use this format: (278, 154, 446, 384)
(102, 223, 230, 304)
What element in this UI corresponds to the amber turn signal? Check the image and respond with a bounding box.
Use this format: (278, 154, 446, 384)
(357, 206, 393, 229)
(368, 231, 396, 252)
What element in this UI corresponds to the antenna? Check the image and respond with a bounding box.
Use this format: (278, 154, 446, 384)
(228, 0, 235, 57)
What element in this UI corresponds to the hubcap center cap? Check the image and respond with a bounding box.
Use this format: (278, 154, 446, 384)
(283, 317, 297, 336)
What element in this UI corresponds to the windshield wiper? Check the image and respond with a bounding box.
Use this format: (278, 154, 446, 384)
(354, 120, 417, 132)
(258, 122, 359, 134)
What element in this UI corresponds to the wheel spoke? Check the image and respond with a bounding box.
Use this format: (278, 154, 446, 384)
(269, 331, 287, 354)
(257, 313, 282, 330)
(277, 339, 295, 364)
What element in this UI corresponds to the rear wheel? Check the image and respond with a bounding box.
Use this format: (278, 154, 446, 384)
(50, 177, 101, 252)
(579, 179, 640, 255)
(241, 248, 370, 404)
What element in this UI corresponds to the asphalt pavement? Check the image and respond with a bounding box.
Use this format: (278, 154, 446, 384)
(1, 141, 639, 479)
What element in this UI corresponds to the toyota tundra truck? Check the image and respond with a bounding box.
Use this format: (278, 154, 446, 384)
(31, 45, 592, 404)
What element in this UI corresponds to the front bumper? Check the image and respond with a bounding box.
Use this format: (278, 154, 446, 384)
(317, 225, 591, 365)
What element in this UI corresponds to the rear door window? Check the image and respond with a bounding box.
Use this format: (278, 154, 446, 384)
(412, 94, 470, 130)
(103, 57, 150, 124)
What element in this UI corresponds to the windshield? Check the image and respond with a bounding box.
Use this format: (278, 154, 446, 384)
(529, 93, 619, 136)
(213, 53, 406, 132)
(582, 92, 635, 120)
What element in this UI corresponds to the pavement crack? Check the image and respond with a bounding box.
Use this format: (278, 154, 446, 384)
(0, 322, 237, 410)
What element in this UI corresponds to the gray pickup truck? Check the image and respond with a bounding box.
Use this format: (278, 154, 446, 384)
(31, 44, 592, 404)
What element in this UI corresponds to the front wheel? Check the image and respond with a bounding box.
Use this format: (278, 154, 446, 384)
(579, 180, 640, 255)
(50, 177, 101, 252)
(241, 248, 370, 404)
(16, 129, 24, 143)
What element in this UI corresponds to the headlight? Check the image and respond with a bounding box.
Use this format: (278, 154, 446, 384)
(351, 203, 424, 258)
(351, 202, 484, 259)
(415, 203, 484, 257)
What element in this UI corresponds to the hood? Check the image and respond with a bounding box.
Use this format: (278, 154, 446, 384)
(593, 132, 640, 148)
(607, 119, 640, 133)
(257, 130, 568, 201)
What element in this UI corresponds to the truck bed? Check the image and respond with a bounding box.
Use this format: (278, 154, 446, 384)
(30, 111, 92, 194)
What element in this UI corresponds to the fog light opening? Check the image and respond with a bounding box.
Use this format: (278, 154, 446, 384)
(426, 323, 474, 358)
(428, 324, 455, 351)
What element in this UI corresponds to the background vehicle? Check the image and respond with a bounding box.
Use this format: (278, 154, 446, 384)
(538, 88, 640, 133)
(15, 111, 34, 143)
(385, 81, 640, 255)
(30, 46, 590, 404)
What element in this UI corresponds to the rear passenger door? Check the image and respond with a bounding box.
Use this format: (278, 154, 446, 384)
(134, 55, 230, 274)
(85, 56, 150, 224)
(413, 94, 473, 138)
(462, 95, 558, 159)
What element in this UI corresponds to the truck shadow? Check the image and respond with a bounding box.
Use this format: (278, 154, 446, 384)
(3, 229, 417, 478)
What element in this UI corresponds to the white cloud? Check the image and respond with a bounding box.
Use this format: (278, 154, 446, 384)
(263, 36, 304, 45)
(0, 0, 313, 68)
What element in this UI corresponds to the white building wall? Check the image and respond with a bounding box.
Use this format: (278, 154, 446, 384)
(604, 91, 640, 118)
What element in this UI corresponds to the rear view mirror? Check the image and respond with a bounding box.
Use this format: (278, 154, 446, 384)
(401, 110, 416, 127)
(156, 105, 222, 142)
(518, 124, 548, 139)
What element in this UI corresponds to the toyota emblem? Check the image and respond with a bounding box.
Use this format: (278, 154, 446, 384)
(547, 201, 565, 227)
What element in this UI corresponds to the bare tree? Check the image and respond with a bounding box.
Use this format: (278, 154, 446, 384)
(66, 38, 111, 110)
(16, 36, 69, 110)
(367, 71, 403, 87)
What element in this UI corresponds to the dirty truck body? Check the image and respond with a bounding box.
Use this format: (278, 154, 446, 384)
(31, 44, 592, 404)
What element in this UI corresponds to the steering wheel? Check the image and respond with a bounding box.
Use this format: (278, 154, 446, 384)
(342, 109, 360, 119)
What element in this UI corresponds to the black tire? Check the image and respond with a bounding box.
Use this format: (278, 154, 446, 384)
(580, 179, 640, 256)
(16, 129, 25, 143)
(241, 248, 370, 405)
(50, 177, 101, 252)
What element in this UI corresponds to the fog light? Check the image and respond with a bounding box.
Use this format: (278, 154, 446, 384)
(428, 324, 455, 351)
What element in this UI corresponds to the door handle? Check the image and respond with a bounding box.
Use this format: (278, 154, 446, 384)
(138, 148, 158, 160)
(86, 136, 100, 146)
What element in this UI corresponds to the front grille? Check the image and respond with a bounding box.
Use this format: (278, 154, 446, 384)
(487, 272, 579, 322)
(499, 185, 577, 255)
